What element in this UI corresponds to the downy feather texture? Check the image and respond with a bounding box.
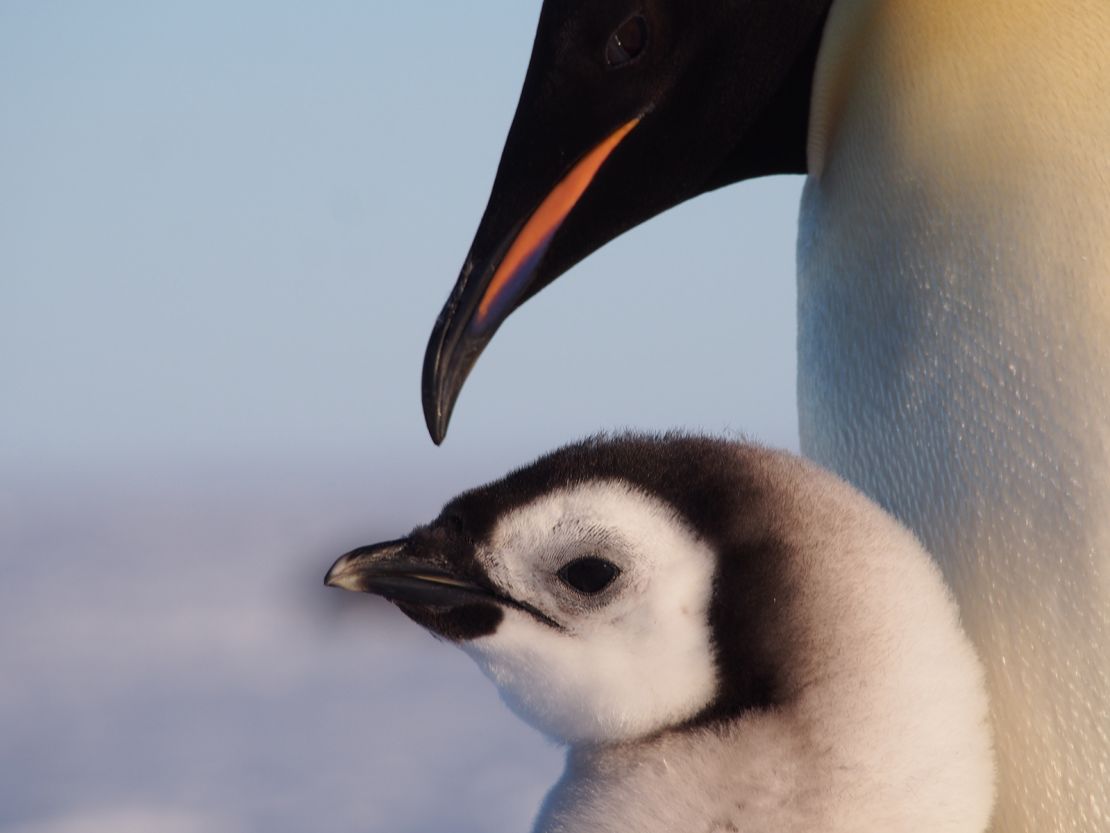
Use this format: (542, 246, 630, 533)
(330, 435, 995, 832)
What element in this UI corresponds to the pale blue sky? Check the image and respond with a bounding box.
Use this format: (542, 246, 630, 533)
(2, 0, 801, 486)
(1, 6, 803, 830)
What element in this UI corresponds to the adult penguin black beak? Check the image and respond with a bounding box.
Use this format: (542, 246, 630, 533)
(422, 112, 644, 444)
(422, 1, 832, 444)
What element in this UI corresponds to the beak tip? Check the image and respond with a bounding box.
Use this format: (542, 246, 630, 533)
(430, 420, 448, 446)
(422, 390, 451, 446)
(324, 555, 363, 592)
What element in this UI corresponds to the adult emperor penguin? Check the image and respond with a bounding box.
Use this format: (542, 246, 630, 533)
(418, 2, 1110, 830)
(326, 435, 994, 832)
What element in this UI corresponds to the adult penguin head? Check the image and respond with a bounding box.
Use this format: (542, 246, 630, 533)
(423, 0, 832, 443)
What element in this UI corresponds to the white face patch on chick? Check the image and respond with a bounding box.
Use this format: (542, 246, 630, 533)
(460, 480, 719, 746)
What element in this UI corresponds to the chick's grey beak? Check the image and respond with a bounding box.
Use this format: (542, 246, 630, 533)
(324, 538, 495, 608)
(324, 539, 404, 591)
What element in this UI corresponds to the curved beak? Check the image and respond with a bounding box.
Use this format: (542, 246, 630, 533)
(422, 117, 642, 444)
(325, 539, 495, 608)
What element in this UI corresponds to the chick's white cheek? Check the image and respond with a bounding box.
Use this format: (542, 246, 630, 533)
(460, 612, 607, 742)
(463, 605, 717, 744)
(461, 482, 721, 745)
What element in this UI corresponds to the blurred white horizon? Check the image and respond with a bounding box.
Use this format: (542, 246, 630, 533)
(1, 474, 562, 832)
(2, 2, 802, 830)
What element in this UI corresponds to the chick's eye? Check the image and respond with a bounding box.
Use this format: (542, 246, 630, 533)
(605, 14, 648, 67)
(558, 556, 620, 594)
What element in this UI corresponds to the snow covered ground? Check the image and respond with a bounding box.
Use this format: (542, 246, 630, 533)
(0, 471, 563, 833)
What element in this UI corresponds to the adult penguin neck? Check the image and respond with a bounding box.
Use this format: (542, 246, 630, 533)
(798, 0, 1110, 831)
(702, 8, 830, 189)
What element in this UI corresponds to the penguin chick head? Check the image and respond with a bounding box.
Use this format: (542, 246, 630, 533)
(453, 478, 721, 745)
(326, 434, 795, 746)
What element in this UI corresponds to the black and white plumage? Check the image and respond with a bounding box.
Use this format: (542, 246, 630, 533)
(418, 5, 1110, 827)
(326, 435, 994, 832)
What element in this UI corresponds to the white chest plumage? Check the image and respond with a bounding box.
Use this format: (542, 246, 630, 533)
(799, 1, 1110, 830)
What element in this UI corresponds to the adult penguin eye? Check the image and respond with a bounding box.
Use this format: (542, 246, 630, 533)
(558, 556, 621, 594)
(605, 14, 648, 67)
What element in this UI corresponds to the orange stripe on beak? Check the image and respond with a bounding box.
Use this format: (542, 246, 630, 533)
(474, 116, 642, 328)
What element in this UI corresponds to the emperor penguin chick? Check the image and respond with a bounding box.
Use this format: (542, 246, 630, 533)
(326, 435, 995, 832)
